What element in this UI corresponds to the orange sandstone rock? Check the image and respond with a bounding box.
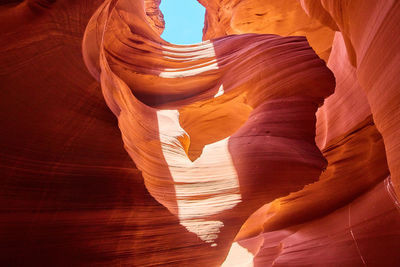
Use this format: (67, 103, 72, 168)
(83, 1, 334, 264)
(1, 0, 399, 266)
(300, 0, 400, 202)
(200, 0, 335, 61)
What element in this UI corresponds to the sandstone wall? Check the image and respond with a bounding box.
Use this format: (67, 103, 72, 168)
(0, 0, 399, 266)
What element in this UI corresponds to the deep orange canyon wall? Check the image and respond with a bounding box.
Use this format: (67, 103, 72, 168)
(1, 0, 399, 266)
(200, 1, 400, 265)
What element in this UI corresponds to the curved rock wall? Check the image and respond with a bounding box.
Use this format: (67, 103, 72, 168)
(1, 0, 399, 266)
(199, 0, 335, 61)
(202, 0, 400, 265)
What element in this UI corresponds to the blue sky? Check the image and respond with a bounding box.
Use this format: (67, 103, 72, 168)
(160, 0, 206, 44)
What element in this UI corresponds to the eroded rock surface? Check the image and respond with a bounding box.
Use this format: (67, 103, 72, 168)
(1, 0, 399, 266)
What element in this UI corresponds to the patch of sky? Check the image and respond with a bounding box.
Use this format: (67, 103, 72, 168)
(160, 0, 206, 45)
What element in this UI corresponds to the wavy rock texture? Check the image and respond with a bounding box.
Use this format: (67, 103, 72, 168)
(199, 0, 335, 61)
(83, 1, 335, 264)
(216, 0, 400, 266)
(1, 0, 399, 266)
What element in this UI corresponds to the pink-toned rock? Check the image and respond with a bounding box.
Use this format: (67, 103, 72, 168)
(200, 0, 335, 61)
(301, 0, 400, 201)
(82, 1, 334, 264)
(1, 0, 399, 266)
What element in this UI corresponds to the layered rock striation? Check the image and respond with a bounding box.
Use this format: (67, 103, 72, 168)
(1, 0, 399, 266)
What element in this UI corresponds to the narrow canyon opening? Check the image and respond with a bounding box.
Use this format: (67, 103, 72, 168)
(160, 0, 206, 44)
(2, 0, 399, 266)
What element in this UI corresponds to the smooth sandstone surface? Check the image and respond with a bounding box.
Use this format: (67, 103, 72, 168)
(1, 0, 399, 266)
(199, 0, 335, 61)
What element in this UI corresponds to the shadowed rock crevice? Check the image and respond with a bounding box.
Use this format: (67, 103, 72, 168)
(1, 0, 399, 266)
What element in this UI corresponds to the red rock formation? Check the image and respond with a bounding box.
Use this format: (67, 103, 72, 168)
(83, 1, 335, 263)
(210, 0, 400, 265)
(300, 0, 400, 197)
(199, 0, 335, 61)
(1, 0, 399, 266)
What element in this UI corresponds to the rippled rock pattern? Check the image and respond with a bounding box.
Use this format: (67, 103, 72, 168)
(1, 0, 399, 266)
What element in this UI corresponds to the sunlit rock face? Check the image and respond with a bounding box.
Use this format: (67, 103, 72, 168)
(199, 0, 335, 62)
(1, 0, 399, 267)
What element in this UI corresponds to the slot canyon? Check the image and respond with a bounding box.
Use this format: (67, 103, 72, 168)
(1, 0, 399, 266)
